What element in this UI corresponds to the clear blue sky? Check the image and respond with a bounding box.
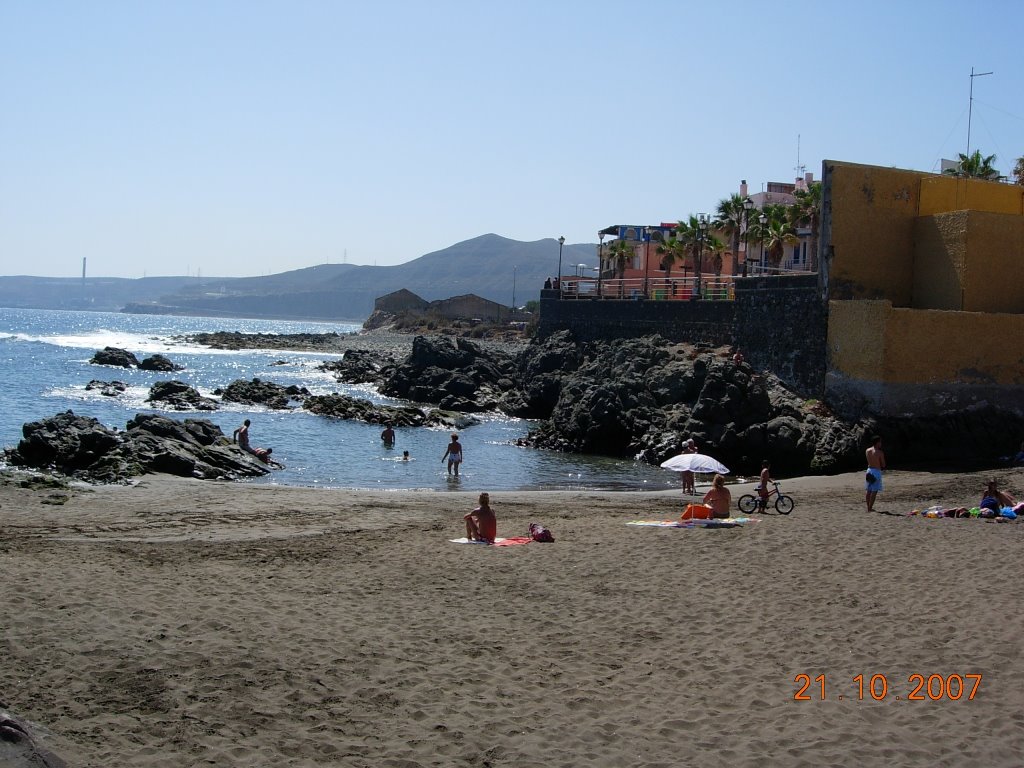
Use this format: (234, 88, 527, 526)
(2, 0, 1022, 278)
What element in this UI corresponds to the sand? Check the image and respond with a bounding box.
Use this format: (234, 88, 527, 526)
(1, 466, 1023, 767)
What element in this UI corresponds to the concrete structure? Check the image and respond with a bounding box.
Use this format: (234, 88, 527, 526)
(820, 160, 1024, 418)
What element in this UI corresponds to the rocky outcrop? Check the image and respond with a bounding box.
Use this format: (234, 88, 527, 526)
(90, 346, 139, 368)
(139, 353, 182, 371)
(380, 336, 517, 412)
(86, 379, 127, 396)
(217, 378, 308, 409)
(302, 393, 473, 429)
(147, 381, 219, 411)
(510, 333, 866, 477)
(318, 349, 390, 385)
(3, 410, 274, 483)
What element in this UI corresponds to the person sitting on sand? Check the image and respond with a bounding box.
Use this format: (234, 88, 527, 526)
(980, 479, 1016, 513)
(702, 474, 732, 519)
(465, 492, 497, 543)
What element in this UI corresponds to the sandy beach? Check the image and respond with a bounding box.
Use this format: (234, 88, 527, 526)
(2, 466, 1023, 767)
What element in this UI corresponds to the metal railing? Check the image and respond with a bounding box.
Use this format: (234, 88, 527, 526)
(557, 276, 735, 301)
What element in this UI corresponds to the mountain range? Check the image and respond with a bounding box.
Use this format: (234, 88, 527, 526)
(0, 235, 596, 321)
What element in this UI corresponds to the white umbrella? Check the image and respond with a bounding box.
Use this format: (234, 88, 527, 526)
(660, 453, 730, 474)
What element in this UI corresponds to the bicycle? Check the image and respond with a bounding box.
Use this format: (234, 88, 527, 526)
(738, 481, 795, 515)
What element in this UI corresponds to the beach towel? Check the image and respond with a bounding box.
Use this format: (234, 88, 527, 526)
(627, 518, 754, 529)
(449, 537, 533, 546)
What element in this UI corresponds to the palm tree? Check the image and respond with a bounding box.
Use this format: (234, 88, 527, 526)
(790, 182, 822, 272)
(655, 234, 685, 278)
(1013, 156, 1024, 187)
(761, 205, 800, 270)
(943, 150, 999, 179)
(607, 239, 634, 279)
(714, 194, 746, 276)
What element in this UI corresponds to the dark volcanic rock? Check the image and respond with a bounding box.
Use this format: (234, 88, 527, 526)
(86, 379, 128, 396)
(90, 346, 139, 368)
(3, 410, 273, 483)
(139, 353, 183, 372)
(218, 378, 306, 409)
(515, 334, 865, 477)
(380, 335, 516, 412)
(147, 380, 219, 411)
(304, 393, 436, 427)
(318, 348, 389, 384)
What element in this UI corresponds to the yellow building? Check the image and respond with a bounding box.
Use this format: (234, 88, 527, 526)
(821, 160, 1024, 417)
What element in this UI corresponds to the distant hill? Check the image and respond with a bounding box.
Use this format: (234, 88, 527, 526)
(0, 235, 597, 321)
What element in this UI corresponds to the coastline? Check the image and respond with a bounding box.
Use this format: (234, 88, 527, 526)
(2, 466, 1022, 766)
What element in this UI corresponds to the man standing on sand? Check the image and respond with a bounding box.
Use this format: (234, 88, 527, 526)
(865, 435, 886, 512)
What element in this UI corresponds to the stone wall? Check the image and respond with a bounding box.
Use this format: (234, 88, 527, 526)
(733, 274, 827, 398)
(537, 294, 736, 347)
(538, 274, 828, 398)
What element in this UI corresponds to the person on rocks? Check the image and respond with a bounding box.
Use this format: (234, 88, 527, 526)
(702, 473, 732, 519)
(865, 436, 885, 512)
(380, 423, 396, 447)
(442, 433, 464, 477)
(251, 446, 284, 469)
(233, 419, 252, 452)
(465, 492, 497, 543)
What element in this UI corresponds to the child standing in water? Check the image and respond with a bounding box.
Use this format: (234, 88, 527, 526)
(465, 492, 497, 543)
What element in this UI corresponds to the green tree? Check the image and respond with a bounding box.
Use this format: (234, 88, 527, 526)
(943, 150, 999, 179)
(762, 206, 800, 269)
(1013, 156, 1024, 186)
(790, 182, 822, 271)
(655, 233, 686, 278)
(607, 238, 634, 279)
(714, 194, 746, 276)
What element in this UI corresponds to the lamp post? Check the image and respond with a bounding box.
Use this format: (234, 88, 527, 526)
(556, 236, 565, 297)
(696, 213, 709, 299)
(758, 213, 768, 275)
(643, 227, 650, 298)
(742, 197, 754, 278)
(596, 231, 605, 299)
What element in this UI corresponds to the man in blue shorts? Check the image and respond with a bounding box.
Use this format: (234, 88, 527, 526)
(865, 435, 885, 512)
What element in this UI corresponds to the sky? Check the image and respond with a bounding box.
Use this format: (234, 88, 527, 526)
(2, 1, 1022, 278)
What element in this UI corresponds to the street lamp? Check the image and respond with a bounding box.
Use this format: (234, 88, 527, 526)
(556, 236, 565, 297)
(696, 213, 709, 299)
(742, 197, 754, 277)
(758, 213, 768, 275)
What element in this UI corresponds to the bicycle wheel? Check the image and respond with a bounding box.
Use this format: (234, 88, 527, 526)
(775, 495, 795, 515)
(738, 494, 760, 514)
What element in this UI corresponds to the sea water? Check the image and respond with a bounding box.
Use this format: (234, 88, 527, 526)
(0, 308, 676, 492)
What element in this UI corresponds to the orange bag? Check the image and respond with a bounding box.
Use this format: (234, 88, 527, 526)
(681, 503, 713, 521)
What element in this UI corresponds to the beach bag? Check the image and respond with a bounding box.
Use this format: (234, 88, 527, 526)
(529, 523, 554, 542)
(681, 503, 713, 521)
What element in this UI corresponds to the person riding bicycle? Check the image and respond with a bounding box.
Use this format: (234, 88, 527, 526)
(757, 460, 774, 508)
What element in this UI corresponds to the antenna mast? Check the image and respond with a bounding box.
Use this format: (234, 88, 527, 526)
(794, 134, 805, 179)
(967, 66, 993, 157)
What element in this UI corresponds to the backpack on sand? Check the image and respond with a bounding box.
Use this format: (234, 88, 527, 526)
(529, 523, 554, 542)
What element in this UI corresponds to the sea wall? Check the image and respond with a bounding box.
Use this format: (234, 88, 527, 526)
(538, 274, 827, 397)
(826, 300, 1024, 418)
